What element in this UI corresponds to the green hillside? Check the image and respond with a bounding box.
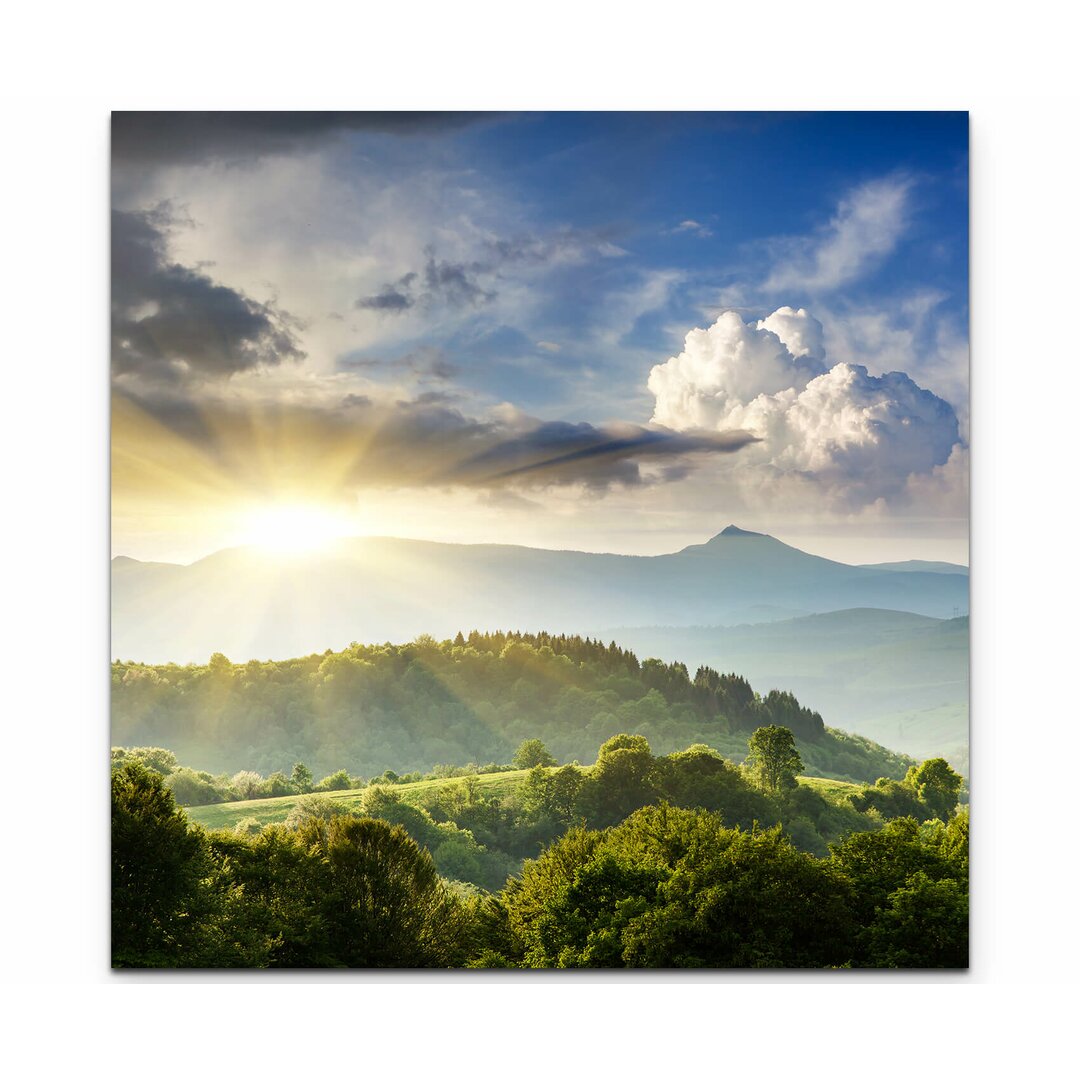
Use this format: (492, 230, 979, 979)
(604, 610, 968, 763)
(112, 630, 914, 784)
(186, 766, 539, 831)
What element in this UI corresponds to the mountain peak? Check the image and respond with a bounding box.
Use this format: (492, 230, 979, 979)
(717, 525, 765, 538)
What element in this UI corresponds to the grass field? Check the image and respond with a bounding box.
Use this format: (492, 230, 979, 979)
(795, 775, 862, 803)
(184, 767, 539, 831)
(183, 767, 858, 832)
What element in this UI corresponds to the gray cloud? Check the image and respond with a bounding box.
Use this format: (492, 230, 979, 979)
(354, 273, 416, 312)
(340, 345, 458, 381)
(115, 388, 757, 496)
(112, 112, 497, 166)
(356, 255, 493, 314)
(451, 421, 757, 490)
(355, 228, 622, 316)
(112, 206, 304, 382)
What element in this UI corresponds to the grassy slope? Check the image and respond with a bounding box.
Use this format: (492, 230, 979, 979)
(184, 766, 859, 832)
(185, 767, 539, 831)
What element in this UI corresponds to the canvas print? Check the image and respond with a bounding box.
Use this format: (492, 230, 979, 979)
(111, 111, 969, 969)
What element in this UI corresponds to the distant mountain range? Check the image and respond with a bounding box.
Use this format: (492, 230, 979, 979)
(112, 525, 969, 666)
(859, 559, 968, 575)
(604, 608, 969, 765)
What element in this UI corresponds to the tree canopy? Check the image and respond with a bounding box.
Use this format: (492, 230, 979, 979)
(746, 725, 804, 797)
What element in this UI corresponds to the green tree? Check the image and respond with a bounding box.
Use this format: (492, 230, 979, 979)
(905, 758, 964, 820)
(291, 761, 313, 794)
(851, 776, 925, 820)
(166, 767, 225, 807)
(657, 744, 772, 830)
(299, 815, 467, 966)
(575, 734, 657, 828)
(314, 768, 352, 792)
(231, 770, 264, 800)
(263, 770, 294, 797)
(513, 738, 557, 769)
(546, 764, 584, 822)
(501, 806, 854, 968)
(112, 762, 219, 966)
(746, 725, 803, 797)
(865, 872, 968, 968)
(112, 746, 178, 777)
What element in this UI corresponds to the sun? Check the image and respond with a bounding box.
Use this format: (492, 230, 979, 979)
(239, 504, 355, 555)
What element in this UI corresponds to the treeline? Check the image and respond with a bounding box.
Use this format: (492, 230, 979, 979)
(112, 632, 911, 783)
(110, 745, 517, 809)
(113, 746, 968, 968)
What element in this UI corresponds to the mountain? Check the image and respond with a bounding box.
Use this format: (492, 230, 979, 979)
(112, 525, 968, 665)
(859, 559, 968, 575)
(603, 609, 969, 764)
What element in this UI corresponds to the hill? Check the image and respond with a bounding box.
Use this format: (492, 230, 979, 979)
(111, 630, 914, 783)
(112, 525, 969, 663)
(604, 609, 968, 763)
(182, 767, 861, 832)
(859, 559, 968, 575)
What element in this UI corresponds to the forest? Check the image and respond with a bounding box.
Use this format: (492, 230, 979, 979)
(112, 631, 913, 783)
(113, 722, 968, 967)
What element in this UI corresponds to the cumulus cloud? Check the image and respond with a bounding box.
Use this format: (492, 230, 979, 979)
(649, 306, 962, 510)
(112, 206, 303, 384)
(764, 177, 912, 293)
(649, 307, 827, 428)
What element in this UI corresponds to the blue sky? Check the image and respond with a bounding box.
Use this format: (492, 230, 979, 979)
(111, 112, 970, 563)
(333, 112, 967, 417)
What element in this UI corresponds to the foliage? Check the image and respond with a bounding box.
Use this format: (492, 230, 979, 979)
(166, 766, 227, 807)
(512, 738, 557, 769)
(850, 758, 965, 823)
(291, 761, 313, 794)
(314, 769, 352, 792)
(827, 812, 968, 967)
(746, 725, 803, 797)
(296, 816, 468, 967)
(905, 758, 964, 820)
(111, 762, 261, 967)
(113, 751, 968, 968)
(111, 746, 178, 776)
(112, 632, 907, 782)
(500, 807, 854, 968)
(231, 770, 264, 800)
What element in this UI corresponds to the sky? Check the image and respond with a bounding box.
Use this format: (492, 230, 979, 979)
(111, 112, 969, 565)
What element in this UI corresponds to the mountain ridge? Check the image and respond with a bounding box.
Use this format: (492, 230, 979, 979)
(112, 526, 969, 665)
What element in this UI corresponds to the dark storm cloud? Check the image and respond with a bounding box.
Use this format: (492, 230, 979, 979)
(116, 389, 758, 496)
(112, 112, 498, 166)
(112, 206, 304, 382)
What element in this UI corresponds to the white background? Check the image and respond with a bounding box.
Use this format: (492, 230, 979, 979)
(1, 1, 1076, 1073)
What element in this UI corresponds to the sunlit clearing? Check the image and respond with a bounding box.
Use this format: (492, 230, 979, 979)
(239, 505, 356, 555)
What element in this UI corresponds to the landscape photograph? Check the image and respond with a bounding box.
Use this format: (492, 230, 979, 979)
(110, 110, 970, 969)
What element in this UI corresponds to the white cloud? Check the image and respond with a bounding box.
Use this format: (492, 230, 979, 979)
(670, 219, 713, 238)
(764, 177, 913, 293)
(648, 306, 962, 512)
(648, 307, 826, 430)
(756, 305, 826, 361)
